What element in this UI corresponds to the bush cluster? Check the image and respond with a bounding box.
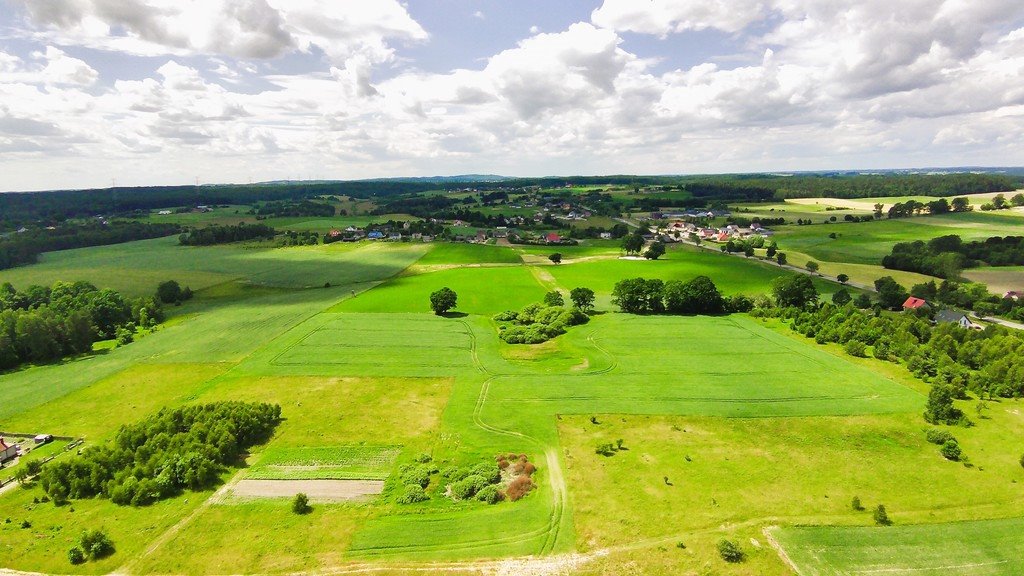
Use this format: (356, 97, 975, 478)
(717, 539, 744, 563)
(40, 402, 280, 506)
(495, 302, 589, 344)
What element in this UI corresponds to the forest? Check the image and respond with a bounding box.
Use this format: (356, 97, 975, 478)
(0, 221, 181, 270)
(39, 402, 281, 506)
(882, 235, 1024, 278)
(0, 281, 162, 370)
(178, 223, 277, 246)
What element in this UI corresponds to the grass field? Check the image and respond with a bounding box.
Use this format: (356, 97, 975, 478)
(246, 446, 403, 480)
(772, 517, 1024, 576)
(2, 230, 1024, 575)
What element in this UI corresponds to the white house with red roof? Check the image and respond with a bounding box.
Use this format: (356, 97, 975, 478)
(0, 437, 18, 463)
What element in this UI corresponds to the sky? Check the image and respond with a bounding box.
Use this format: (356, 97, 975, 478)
(1, 0, 1023, 192)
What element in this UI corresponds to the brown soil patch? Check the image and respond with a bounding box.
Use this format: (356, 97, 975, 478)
(228, 479, 384, 501)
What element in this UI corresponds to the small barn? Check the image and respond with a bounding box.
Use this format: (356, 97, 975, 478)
(935, 309, 975, 330)
(0, 438, 18, 463)
(902, 297, 930, 311)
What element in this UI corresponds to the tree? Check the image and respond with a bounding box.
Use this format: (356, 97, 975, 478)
(951, 197, 971, 212)
(611, 278, 664, 314)
(832, 288, 852, 305)
(771, 275, 818, 308)
(851, 496, 863, 511)
(717, 539, 745, 563)
(292, 492, 312, 514)
(924, 384, 965, 425)
(873, 504, 892, 526)
(80, 529, 115, 560)
(806, 260, 820, 274)
(837, 273, 849, 284)
(992, 193, 1008, 209)
(1011, 193, 1024, 207)
(429, 287, 457, 315)
(643, 242, 666, 260)
(874, 276, 909, 310)
(570, 287, 595, 312)
(854, 293, 872, 308)
(766, 244, 777, 259)
(621, 232, 645, 255)
(776, 252, 787, 266)
(548, 253, 562, 264)
(156, 280, 182, 304)
(663, 276, 723, 314)
(940, 439, 962, 461)
(543, 291, 564, 307)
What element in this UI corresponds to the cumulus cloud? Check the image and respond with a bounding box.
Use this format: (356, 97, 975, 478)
(11, 0, 426, 65)
(592, 0, 767, 35)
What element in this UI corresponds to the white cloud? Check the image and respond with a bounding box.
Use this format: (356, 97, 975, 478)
(592, 0, 767, 35)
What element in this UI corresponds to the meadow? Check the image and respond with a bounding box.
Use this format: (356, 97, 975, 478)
(1, 235, 1023, 575)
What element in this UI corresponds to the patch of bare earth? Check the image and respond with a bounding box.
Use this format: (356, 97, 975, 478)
(227, 479, 384, 501)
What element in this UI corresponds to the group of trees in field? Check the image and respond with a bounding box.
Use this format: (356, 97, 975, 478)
(979, 192, 1024, 211)
(0, 221, 181, 271)
(753, 300, 1024, 399)
(883, 235, 1024, 279)
(611, 276, 753, 315)
(885, 197, 975, 218)
(178, 223, 276, 246)
(255, 199, 335, 218)
(39, 402, 280, 506)
(494, 289, 593, 344)
(0, 281, 163, 370)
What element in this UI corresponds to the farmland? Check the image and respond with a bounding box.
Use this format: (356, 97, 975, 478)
(1, 235, 1023, 576)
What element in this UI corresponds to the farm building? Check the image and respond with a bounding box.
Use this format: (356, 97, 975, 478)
(935, 309, 976, 330)
(0, 438, 18, 463)
(545, 233, 561, 243)
(902, 297, 930, 311)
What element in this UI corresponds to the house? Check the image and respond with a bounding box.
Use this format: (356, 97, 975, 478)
(546, 232, 561, 243)
(599, 232, 613, 240)
(157, 210, 172, 215)
(935, 309, 976, 329)
(366, 231, 385, 240)
(902, 297, 930, 311)
(0, 437, 18, 463)
(34, 434, 53, 445)
(327, 229, 343, 238)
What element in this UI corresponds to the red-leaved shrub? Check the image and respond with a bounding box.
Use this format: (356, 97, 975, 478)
(504, 476, 534, 501)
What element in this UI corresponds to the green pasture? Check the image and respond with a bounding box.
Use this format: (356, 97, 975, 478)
(415, 242, 523, 265)
(0, 236, 428, 296)
(773, 517, 1024, 576)
(247, 446, 403, 480)
(329, 266, 547, 315)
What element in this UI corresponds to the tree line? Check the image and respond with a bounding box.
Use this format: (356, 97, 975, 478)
(178, 223, 277, 246)
(255, 199, 335, 218)
(0, 281, 163, 370)
(0, 221, 181, 270)
(753, 301, 1024, 400)
(39, 402, 281, 506)
(611, 276, 756, 315)
(882, 234, 1024, 278)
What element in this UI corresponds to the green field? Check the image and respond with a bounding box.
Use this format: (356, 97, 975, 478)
(246, 446, 403, 480)
(2, 233, 1023, 575)
(772, 517, 1024, 575)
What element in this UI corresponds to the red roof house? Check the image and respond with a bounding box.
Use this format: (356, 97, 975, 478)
(546, 233, 561, 243)
(902, 296, 930, 310)
(0, 437, 18, 463)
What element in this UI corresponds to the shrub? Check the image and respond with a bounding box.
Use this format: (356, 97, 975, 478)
(940, 440, 962, 461)
(595, 442, 617, 456)
(80, 529, 115, 560)
(397, 485, 429, 504)
(717, 539, 745, 563)
(925, 429, 956, 445)
(873, 504, 892, 526)
(496, 457, 510, 470)
(843, 339, 867, 357)
(851, 496, 863, 511)
(522, 462, 537, 476)
(1020, 452, 1024, 469)
(505, 476, 534, 501)
(414, 453, 432, 463)
(292, 493, 312, 514)
(400, 465, 434, 488)
(493, 310, 518, 322)
(451, 475, 488, 500)
(471, 463, 501, 484)
(476, 484, 502, 504)
(68, 547, 85, 565)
